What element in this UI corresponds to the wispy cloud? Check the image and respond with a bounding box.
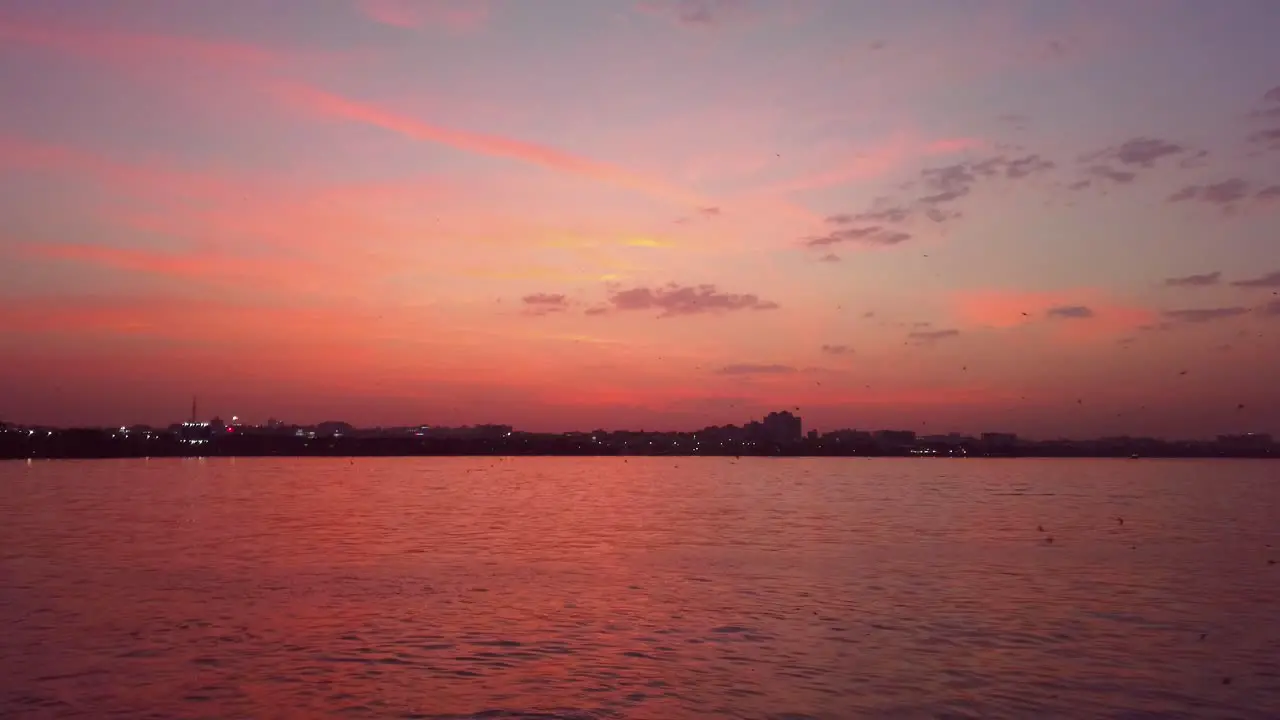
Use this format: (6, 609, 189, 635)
(1249, 127, 1280, 151)
(277, 84, 699, 206)
(636, 0, 767, 29)
(1164, 271, 1221, 287)
(951, 288, 1155, 340)
(521, 293, 570, 316)
(0, 134, 238, 201)
(907, 329, 960, 344)
(715, 363, 796, 375)
(356, 0, 490, 31)
(1078, 164, 1136, 188)
(675, 205, 723, 224)
(607, 283, 780, 317)
(803, 226, 911, 248)
(0, 14, 281, 72)
(1231, 270, 1280, 288)
(906, 153, 1055, 211)
(1163, 307, 1250, 323)
(762, 133, 977, 197)
(1, 15, 702, 210)
(19, 240, 381, 296)
(1251, 85, 1280, 119)
(1086, 137, 1193, 168)
(1046, 305, 1095, 319)
(820, 344, 852, 355)
(1167, 178, 1253, 212)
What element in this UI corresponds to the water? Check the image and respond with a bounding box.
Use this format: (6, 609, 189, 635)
(1, 457, 1277, 719)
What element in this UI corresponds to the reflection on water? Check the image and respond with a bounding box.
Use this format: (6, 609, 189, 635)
(1, 457, 1277, 718)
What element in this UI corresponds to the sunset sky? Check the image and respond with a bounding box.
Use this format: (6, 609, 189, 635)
(2, 0, 1278, 438)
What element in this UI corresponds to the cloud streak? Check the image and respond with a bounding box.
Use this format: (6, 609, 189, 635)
(1232, 270, 1280, 288)
(1163, 307, 1250, 323)
(907, 329, 960, 344)
(356, 0, 490, 31)
(1046, 305, 1095, 319)
(3, 17, 702, 208)
(1164, 271, 1221, 287)
(1167, 178, 1253, 211)
(522, 293, 569, 316)
(715, 363, 796, 376)
(278, 83, 699, 206)
(1088, 137, 1192, 168)
(804, 225, 911, 248)
(607, 283, 780, 317)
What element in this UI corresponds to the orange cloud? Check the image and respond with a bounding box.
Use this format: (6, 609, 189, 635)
(951, 289, 1156, 341)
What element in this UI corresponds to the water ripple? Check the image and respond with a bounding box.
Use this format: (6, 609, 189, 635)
(1, 457, 1278, 718)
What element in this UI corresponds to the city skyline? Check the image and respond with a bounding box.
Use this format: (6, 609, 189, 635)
(1, 404, 1273, 446)
(2, 1, 1279, 437)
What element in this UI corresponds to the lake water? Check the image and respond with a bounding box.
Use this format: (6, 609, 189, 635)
(1, 457, 1277, 719)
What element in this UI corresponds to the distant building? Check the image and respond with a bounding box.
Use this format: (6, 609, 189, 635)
(316, 421, 354, 437)
(417, 425, 512, 440)
(874, 430, 916, 446)
(922, 433, 972, 447)
(1216, 433, 1272, 451)
(827, 429, 872, 444)
(762, 411, 802, 444)
(981, 432, 1018, 449)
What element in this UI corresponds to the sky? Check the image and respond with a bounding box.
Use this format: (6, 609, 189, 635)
(1, 0, 1278, 439)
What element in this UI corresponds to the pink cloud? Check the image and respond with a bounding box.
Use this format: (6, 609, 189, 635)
(0, 134, 241, 202)
(4, 17, 702, 208)
(18, 242, 377, 297)
(273, 82, 702, 206)
(924, 137, 984, 155)
(762, 133, 981, 197)
(0, 14, 279, 71)
(356, 0, 490, 32)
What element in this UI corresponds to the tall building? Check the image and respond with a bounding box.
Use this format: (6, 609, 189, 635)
(762, 411, 802, 445)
